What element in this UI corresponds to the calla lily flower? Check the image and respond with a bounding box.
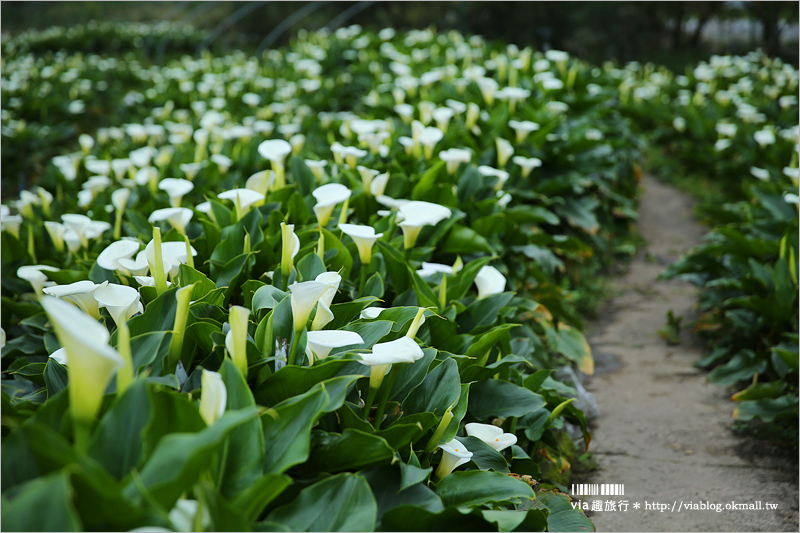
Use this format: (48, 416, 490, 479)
(474, 265, 506, 299)
(245, 170, 276, 196)
(43, 280, 108, 319)
(258, 139, 292, 187)
(17, 265, 58, 296)
(512, 156, 543, 178)
(61, 214, 94, 248)
(44, 221, 66, 252)
(418, 126, 444, 159)
(508, 120, 540, 144)
(435, 438, 473, 479)
(315, 272, 342, 308)
(85, 157, 112, 176)
(371, 172, 390, 196)
(159, 178, 194, 207)
(359, 336, 424, 367)
(1, 214, 22, 239)
(439, 148, 472, 174)
(168, 499, 211, 533)
(495, 138, 514, 168)
(311, 299, 334, 331)
(280, 222, 301, 282)
(289, 281, 332, 333)
(211, 153, 232, 173)
(49, 347, 68, 365)
(218, 188, 265, 217)
(398, 201, 452, 249)
(148, 207, 193, 235)
(144, 239, 198, 279)
(93, 283, 142, 326)
(339, 223, 383, 265)
(225, 305, 250, 377)
(111, 187, 131, 211)
(360, 307, 385, 319)
(478, 165, 510, 191)
(357, 166, 379, 192)
(305, 160, 327, 182)
(432, 106, 455, 132)
(199, 369, 227, 426)
(465, 422, 518, 452)
(40, 296, 124, 447)
(305, 330, 364, 364)
(117, 251, 151, 276)
(312, 183, 352, 226)
(416, 261, 461, 278)
(180, 161, 208, 181)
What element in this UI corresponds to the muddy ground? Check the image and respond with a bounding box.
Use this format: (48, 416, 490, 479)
(577, 175, 799, 532)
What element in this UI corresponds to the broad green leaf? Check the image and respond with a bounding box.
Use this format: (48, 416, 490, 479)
(461, 435, 510, 473)
(252, 285, 289, 312)
(548, 324, 594, 375)
(380, 505, 495, 531)
(534, 490, 593, 532)
(124, 408, 259, 509)
(267, 473, 377, 532)
(439, 224, 494, 255)
(469, 379, 547, 420)
(403, 357, 461, 418)
(262, 386, 329, 474)
(305, 429, 394, 473)
(253, 358, 355, 406)
(481, 509, 548, 532)
(1, 471, 81, 532)
(435, 470, 534, 507)
(364, 464, 443, 520)
(232, 473, 292, 524)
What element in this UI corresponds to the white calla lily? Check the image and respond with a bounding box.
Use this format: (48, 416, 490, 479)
(289, 281, 332, 333)
(148, 207, 193, 235)
(17, 265, 58, 297)
(315, 272, 342, 308)
(49, 347, 69, 366)
(225, 305, 251, 377)
(312, 183, 352, 226)
(310, 299, 334, 331)
(280, 222, 301, 283)
(339, 223, 384, 265)
(305, 330, 364, 364)
(258, 139, 292, 188)
(478, 165, 510, 191)
(93, 283, 142, 326)
(371, 172, 390, 196)
(218, 188, 265, 216)
(508, 120, 540, 144)
(435, 438, 473, 479)
(495, 138, 514, 168)
(439, 148, 472, 174)
(43, 280, 107, 319)
(245, 170, 276, 196)
(44, 221, 66, 252)
(40, 296, 124, 449)
(159, 178, 194, 207)
(512, 156, 542, 178)
(474, 265, 506, 299)
(397, 201, 452, 249)
(465, 422, 518, 452)
(199, 369, 227, 426)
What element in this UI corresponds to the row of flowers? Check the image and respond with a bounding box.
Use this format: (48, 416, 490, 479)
(0, 24, 648, 532)
(619, 52, 799, 440)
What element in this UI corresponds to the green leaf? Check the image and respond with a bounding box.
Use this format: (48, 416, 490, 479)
(375, 240, 410, 295)
(232, 474, 292, 524)
(447, 256, 493, 301)
(548, 324, 594, 375)
(364, 464, 443, 520)
(361, 272, 385, 298)
(375, 412, 437, 450)
(216, 359, 265, 499)
(43, 360, 68, 398)
(461, 435, 510, 473)
(177, 264, 217, 300)
(130, 331, 172, 373)
(733, 394, 799, 423)
(403, 357, 461, 418)
(469, 379, 547, 420)
(461, 354, 530, 384)
(254, 358, 355, 406)
(534, 490, 593, 532)
(481, 509, 548, 532)
(306, 429, 394, 473)
(558, 196, 599, 234)
(408, 265, 440, 309)
(435, 470, 534, 507)
(411, 160, 445, 200)
(1, 472, 81, 532)
(326, 297, 381, 330)
(124, 408, 259, 509)
(439, 224, 494, 255)
(381, 505, 495, 531)
(334, 320, 394, 353)
(290, 156, 317, 196)
(267, 473, 377, 532)
(321, 227, 353, 278)
(252, 285, 289, 312)
(296, 251, 326, 281)
(400, 461, 433, 492)
(262, 386, 329, 474)
(87, 379, 150, 480)
(459, 292, 515, 331)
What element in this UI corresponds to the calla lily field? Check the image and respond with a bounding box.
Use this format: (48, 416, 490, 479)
(1, 20, 797, 533)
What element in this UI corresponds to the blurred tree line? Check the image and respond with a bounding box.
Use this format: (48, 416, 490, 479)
(2, 1, 798, 68)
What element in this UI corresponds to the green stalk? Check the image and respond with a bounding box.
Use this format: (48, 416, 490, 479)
(152, 227, 168, 295)
(27, 227, 36, 263)
(362, 385, 379, 420)
(373, 365, 398, 429)
(73, 418, 91, 454)
(184, 234, 194, 269)
(113, 208, 124, 240)
(425, 406, 454, 455)
(316, 227, 325, 261)
(287, 328, 302, 366)
(438, 274, 447, 310)
(116, 320, 133, 396)
(166, 283, 194, 374)
(338, 197, 350, 225)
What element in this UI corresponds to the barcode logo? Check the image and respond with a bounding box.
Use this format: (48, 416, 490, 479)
(571, 484, 625, 496)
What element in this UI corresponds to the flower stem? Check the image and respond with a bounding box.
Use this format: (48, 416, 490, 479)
(363, 385, 378, 420)
(166, 283, 194, 375)
(116, 320, 133, 396)
(287, 328, 302, 366)
(152, 227, 168, 296)
(373, 365, 398, 429)
(425, 405, 454, 455)
(73, 418, 91, 454)
(113, 209, 124, 240)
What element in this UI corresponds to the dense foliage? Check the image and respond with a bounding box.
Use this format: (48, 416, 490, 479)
(1, 24, 647, 532)
(620, 52, 799, 442)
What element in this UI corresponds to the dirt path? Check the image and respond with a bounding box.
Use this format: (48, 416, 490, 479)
(579, 175, 799, 532)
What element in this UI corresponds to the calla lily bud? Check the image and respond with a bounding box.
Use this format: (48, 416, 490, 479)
(495, 138, 514, 168)
(465, 422, 518, 452)
(44, 221, 66, 252)
(305, 330, 364, 364)
(435, 438, 473, 479)
(475, 265, 507, 299)
(406, 307, 427, 339)
(339, 223, 383, 265)
(280, 222, 300, 281)
(371, 172, 390, 196)
(310, 299, 334, 331)
(225, 305, 251, 377)
(199, 369, 227, 426)
(40, 296, 124, 449)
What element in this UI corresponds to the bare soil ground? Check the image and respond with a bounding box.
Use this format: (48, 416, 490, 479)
(578, 175, 799, 532)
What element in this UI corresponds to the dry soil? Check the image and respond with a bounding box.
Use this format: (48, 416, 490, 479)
(579, 175, 799, 532)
